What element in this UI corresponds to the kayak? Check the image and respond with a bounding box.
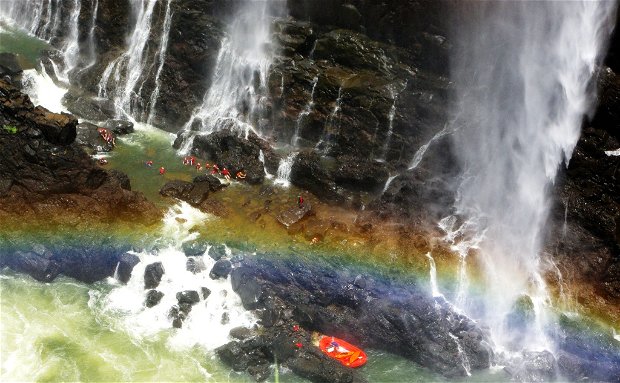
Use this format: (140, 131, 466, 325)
(319, 336, 367, 368)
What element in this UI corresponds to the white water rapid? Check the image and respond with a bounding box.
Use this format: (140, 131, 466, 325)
(449, 1, 617, 351)
(181, 0, 284, 147)
(98, 202, 256, 351)
(274, 152, 298, 187)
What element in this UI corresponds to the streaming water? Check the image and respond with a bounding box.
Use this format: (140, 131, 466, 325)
(292, 76, 318, 147)
(146, 0, 173, 125)
(181, 0, 283, 149)
(449, 1, 617, 351)
(274, 152, 298, 187)
(409, 124, 451, 170)
(97, 0, 158, 119)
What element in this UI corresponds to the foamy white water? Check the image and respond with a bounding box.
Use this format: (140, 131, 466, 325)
(449, 1, 617, 350)
(21, 68, 68, 113)
(96, 202, 256, 351)
(274, 152, 297, 187)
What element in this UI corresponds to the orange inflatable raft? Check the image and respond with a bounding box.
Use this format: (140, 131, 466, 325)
(319, 336, 367, 368)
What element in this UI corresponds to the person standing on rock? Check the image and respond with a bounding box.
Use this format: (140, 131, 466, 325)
(298, 195, 304, 208)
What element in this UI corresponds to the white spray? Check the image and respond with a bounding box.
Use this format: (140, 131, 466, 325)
(449, 1, 617, 350)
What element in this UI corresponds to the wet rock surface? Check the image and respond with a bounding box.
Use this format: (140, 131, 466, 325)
(276, 203, 313, 228)
(227, 255, 492, 379)
(116, 253, 140, 284)
(144, 262, 165, 289)
(160, 175, 226, 206)
(0, 80, 159, 226)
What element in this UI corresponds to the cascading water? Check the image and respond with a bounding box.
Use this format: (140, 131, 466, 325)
(97, 0, 157, 119)
(180, 0, 284, 151)
(291, 76, 318, 147)
(448, 1, 617, 351)
(146, 0, 172, 125)
(59, 0, 81, 81)
(274, 152, 297, 187)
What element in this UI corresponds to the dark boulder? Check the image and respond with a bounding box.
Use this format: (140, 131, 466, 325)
(176, 290, 201, 305)
(160, 175, 225, 206)
(182, 240, 209, 256)
(145, 290, 164, 308)
(29, 106, 77, 146)
(210, 259, 232, 280)
(201, 287, 211, 299)
(288, 346, 364, 383)
(5, 251, 60, 282)
(116, 253, 140, 284)
(62, 90, 115, 122)
(185, 130, 277, 185)
(144, 262, 165, 289)
(231, 267, 262, 310)
(208, 244, 227, 260)
(104, 119, 134, 135)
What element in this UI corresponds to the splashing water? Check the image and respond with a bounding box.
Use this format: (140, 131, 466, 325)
(292, 76, 318, 147)
(274, 152, 297, 187)
(449, 1, 617, 350)
(181, 0, 284, 148)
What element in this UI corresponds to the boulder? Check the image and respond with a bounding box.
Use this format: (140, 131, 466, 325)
(334, 156, 390, 192)
(201, 287, 211, 299)
(116, 253, 140, 284)
(160, 175, 225, 206)
(210, 259, 232, 280)
(144, 262, 165, 289)
(5, 251, 60, 282)
(145, 290, 164, 308)
(208, 244, 227, 260)
(184, 130, 277, 185)
(104, 119, 134, 135)
(276, 203, 313, 228)
(176, 290, 200, 305)
(182, 240, 209, 256)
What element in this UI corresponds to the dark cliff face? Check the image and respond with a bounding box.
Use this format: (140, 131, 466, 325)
(0, 79, 159, 224)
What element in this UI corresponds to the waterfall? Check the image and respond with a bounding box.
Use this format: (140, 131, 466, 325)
(317, 86, 344, 153)
(0, 0, 61, 42)
(80, 0, 99, 72)
(380, 81, 406, 161)
(147, 0, 173, 125)
(449, 1, 617, 350)
(60, 0, 81, 81)
(97, 0, 158, 119)
(408, 124, 451, 170)
(181, 0, 284, 146)
(258, 149, 273, 179)
(274, 153, 297, 187)
(425, 252, 442, 298)
(292, 76, 318, 147)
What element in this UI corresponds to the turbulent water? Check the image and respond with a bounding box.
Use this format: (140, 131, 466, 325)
(448, 1, 617, 351)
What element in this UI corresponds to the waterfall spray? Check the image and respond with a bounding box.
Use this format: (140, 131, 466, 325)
(180, 0, 284, 150)
(449, 1, 617, 351)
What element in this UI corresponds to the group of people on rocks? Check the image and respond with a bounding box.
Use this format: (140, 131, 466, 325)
(181, 156, 247, 181)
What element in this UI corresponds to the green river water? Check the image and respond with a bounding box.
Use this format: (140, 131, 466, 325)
(0, 25, 513, 383)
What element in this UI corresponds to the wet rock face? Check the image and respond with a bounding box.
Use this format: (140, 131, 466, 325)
(276, 203, 313, 228)
(229, 256, 492, 378)
(182, 130, 278, 185)
(548, 67, 620, 302)
(209, 259, 232, 280)
(0, 80, 159, 225)
(145, 290, 164, 308)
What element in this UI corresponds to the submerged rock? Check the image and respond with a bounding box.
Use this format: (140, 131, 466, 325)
(160, 175, 226, 207)
(104, 119, 134, 135)
(275, 203, 313, 228)
(176, 290, 200, 305)
(186, 257, 206, 274)
(504, 351, 557, 383)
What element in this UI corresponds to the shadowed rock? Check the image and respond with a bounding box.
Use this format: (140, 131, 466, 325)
(144, 262, 165, 289)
